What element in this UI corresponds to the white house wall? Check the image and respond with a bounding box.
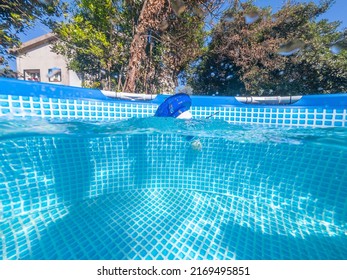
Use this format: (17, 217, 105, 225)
(16, 42, 81, 87)
(68, 70, 82, 87)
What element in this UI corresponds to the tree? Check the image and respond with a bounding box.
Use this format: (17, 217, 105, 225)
(0, 0, 62, 66)
(125, 1, 209, 93)
(52, 0, 130, 90)
(189, 0, 347, 95)
(53, 0, 224, 93)
(185, 47, 245, 95)
(122, 0, 225, 93)
(0, 66, 17, 78)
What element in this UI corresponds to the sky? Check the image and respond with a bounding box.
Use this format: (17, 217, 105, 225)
(8, 0, 347, 70)
(254, 0, 347, 26)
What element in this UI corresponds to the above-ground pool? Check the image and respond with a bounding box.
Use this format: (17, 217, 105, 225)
(0, 78, 346, 260)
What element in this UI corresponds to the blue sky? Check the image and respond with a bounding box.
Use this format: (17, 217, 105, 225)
(254, 0, 346, 26)
(8, 0, 347, 70)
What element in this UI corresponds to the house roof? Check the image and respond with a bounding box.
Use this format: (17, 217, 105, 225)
(11, 33, 58, 55)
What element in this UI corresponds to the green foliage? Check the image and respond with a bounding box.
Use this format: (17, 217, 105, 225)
(0, 0, 62, 66)
(53, 0, 219, 93)
(186, 54, 245, 95)
(0, 66, 17, 78)
(187, 0, 347, 95)
(142, 6, 208, 93)
(41, 0, 347, 95)
(52, 0, 128, 90)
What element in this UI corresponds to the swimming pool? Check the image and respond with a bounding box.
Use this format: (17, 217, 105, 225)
(0, 78, 346, 260)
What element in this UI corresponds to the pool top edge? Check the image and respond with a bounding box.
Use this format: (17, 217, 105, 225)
(1, 77, 347, 109)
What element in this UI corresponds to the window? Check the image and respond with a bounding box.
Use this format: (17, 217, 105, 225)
(24, 69, 40, 81)
(48, 67, 62, 82)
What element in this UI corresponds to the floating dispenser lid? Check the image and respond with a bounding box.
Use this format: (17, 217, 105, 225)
(154, 93, 192, 118)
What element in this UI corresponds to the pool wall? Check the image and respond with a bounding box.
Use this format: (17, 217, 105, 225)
(2, 133, 347, 259)
(0, 78, 347, 127)
(1, 78, 347, 260)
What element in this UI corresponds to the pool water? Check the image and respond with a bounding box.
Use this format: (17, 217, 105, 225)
(1, 117, 346, 259)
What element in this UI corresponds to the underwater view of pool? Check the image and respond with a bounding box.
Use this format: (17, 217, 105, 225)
(1, 0, 347, 265)
(1, 117, 346, 259)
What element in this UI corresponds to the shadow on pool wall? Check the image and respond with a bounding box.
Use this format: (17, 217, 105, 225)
(1, 132, 346, 260)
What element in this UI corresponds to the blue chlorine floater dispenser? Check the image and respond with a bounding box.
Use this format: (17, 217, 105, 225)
(155, 93, 192, 119)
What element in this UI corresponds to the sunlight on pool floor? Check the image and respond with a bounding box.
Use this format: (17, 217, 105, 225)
(2, 189, 346, 260)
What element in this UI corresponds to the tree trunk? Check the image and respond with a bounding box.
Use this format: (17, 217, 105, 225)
(123, 0, 166, 93)
(117, 66, 123, 92)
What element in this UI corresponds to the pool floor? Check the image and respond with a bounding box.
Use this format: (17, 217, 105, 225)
(2, 189, 346, 260)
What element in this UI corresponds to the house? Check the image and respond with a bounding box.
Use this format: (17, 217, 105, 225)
(13, 33, 82, 87)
